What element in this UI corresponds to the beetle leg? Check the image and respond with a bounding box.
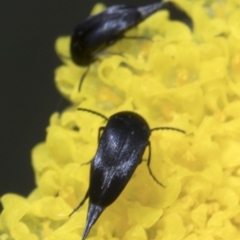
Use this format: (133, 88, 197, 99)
(98, 126, 105, 144)
(69, 189, 89, 217)
(81, 160, 92, 166)
(80, 127, 105, 166)
(146, 141, 165, 188)
(107, 34, 123, 46)
(78, 65, 90, 92)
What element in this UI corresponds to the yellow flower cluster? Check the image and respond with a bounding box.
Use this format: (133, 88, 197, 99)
(1, 0, 240, 239)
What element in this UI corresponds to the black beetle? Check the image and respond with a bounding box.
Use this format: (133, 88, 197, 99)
(71, 1, 193, 91)
(70, 108, 185, 240)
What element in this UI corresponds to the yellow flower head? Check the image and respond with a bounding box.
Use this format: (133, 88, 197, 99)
(1, 0, 240, 240)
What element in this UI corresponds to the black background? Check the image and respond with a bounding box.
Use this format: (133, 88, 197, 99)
(0, 0, 155, 198)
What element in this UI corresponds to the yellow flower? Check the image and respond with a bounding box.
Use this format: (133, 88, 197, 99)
(1, 0, 240, 239)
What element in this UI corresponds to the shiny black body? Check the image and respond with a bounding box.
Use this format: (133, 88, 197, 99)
(90, 112, 150, 206)
(71, 1, 193, 66)
(72, 111, 150, 240)
(71, 110, 185, 240)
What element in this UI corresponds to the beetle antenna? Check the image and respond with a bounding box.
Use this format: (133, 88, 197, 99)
(77, 108, 109, 122)
(151, 127, 185, 134)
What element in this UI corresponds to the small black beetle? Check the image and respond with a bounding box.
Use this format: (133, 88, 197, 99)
(71, 1, 193, 90)
(70, 108, 185, 240)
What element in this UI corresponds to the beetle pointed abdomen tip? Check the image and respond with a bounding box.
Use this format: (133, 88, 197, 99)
(82, 203, 105, 240)
(138, 2, 163, 18)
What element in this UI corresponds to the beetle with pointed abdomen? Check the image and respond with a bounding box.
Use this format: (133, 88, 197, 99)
(70, 108, 185, 240)
(71, 1, 193, 91)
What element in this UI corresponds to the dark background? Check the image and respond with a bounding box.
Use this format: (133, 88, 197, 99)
(0, 0, 154, 198)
